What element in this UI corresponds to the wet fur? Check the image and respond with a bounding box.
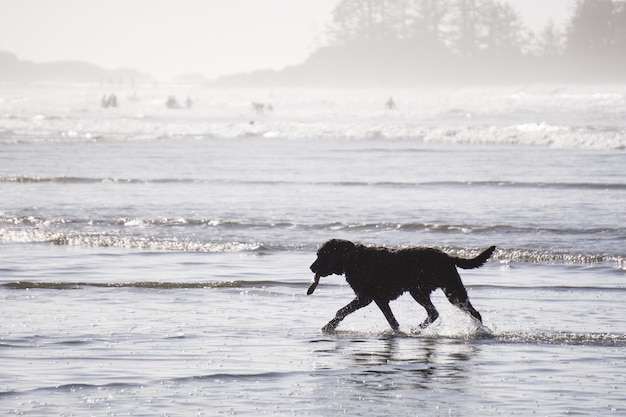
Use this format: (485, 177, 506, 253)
(309, 239, 496, 332)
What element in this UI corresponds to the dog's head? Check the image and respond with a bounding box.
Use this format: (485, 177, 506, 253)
(307, 239, 356, 295)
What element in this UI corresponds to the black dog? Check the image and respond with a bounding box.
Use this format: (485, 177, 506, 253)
(308, 239, 496, 332)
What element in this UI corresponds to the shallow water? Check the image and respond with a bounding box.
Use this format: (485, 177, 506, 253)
(1, 85, 626, 415)
(1, 247, 625, 416)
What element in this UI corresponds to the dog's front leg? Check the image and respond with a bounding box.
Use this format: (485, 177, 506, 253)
(374, 299, 400, 331)
(322, 297, 372, 333)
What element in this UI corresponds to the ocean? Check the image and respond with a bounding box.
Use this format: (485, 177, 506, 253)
(1, 84, 625, 416)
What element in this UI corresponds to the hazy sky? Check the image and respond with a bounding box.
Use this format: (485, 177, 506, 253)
(0, 0, 572, 81)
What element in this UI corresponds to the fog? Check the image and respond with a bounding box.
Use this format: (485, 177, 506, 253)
(0, 0, 337, 81)
(1, 0, 624, 85)
(218, 0, 625, 86)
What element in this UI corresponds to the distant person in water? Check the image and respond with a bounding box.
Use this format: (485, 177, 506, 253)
(385, 96, 397, 110)
(185, 96, 193, 108)
(101, 93, 118, 108)
(252, 102, 265, 114)
(252, 102, 273, 114)
(166, 96, 180, 109)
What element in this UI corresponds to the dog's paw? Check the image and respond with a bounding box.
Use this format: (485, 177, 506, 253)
(384, 328, 406, 337)
(322, 323, 338, 333)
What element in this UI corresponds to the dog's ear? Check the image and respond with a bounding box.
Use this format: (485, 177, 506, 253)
(331, 240, 356, 275)
(337, 240, 356, 254)
(324, 239, 356, 256)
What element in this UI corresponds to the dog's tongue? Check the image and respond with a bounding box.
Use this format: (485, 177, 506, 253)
(307, 273, 320, 295)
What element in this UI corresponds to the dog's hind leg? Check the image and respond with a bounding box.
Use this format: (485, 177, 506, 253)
(442, 284, 482, 324)
(322, 297, 372, 333)
(409, 290, 439, 329)
(374, 299, 400, 331)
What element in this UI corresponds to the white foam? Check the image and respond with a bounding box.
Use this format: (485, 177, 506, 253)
(1, 85, 624, 149)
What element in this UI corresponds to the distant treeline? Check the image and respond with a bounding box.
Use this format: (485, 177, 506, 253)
(0, 50, 153, 85)
(218, 0, 626, 86)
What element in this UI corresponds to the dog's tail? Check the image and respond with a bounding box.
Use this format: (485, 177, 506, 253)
(453, 246, 496, 269)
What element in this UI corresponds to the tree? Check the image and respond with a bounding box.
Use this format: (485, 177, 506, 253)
(566, 0, 615, 59)
(316, 0, 626, 83)
(481, 1, 527, 56)
(443, 0, 526, 57)
(445, 0, 482, 56)
(610, 1, 626, 61)
(328, 0, 413, 44)
(564, 0, 626, 79)
(535, 19, 565, 57)
(405, 0, 452, 44)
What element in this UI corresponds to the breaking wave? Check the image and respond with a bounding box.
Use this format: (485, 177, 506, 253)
(2, 85, 625, 149)
(0, 279, 295, 290)
(1, 120, 625, 149)
(325, 329, 626, 347)
(1, 214, 625, 267)
(4, 175, 626, 190)
(490, 331, 626, 347)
